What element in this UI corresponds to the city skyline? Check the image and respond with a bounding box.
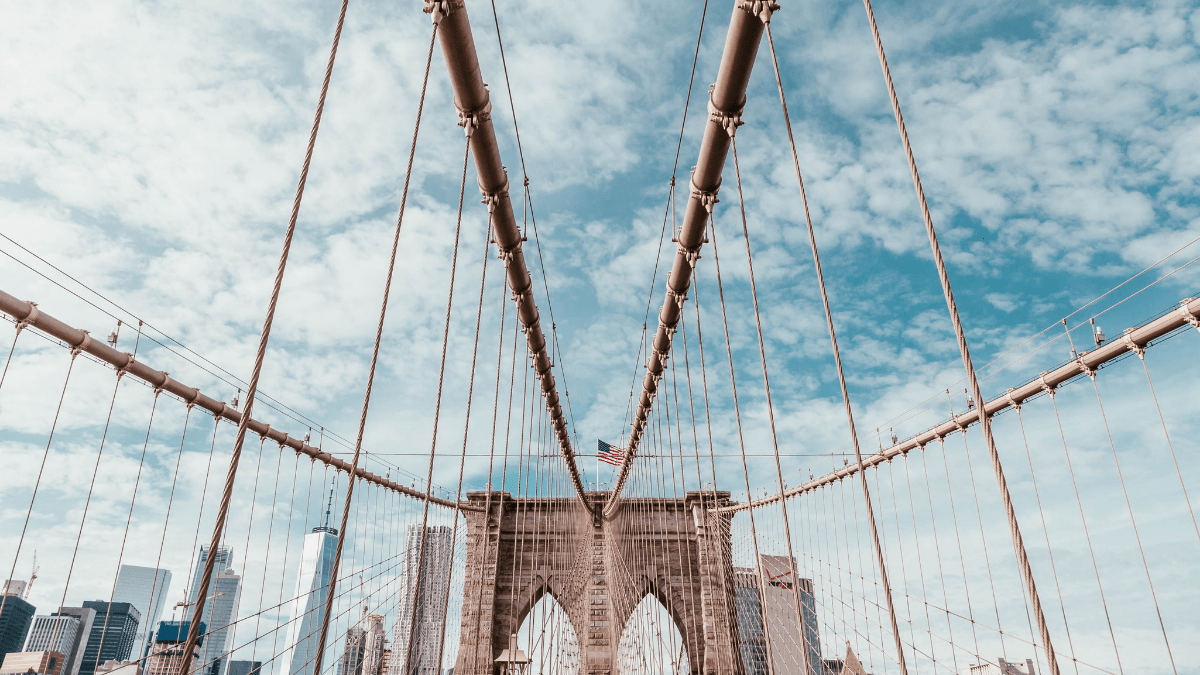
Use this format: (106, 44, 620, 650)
(112, 566, 173, 662)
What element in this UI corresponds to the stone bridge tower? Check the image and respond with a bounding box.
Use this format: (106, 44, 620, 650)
(453, 491, 744, 675)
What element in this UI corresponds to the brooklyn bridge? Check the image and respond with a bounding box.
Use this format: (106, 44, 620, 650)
(0, 0, 1196, 674)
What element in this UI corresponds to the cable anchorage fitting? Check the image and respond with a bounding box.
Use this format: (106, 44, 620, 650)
(422, 0, 464, 24)
(708, 92, 745, 138)
(480, 176, 510, 214)
(690, 173, 721, 214)
(1077, 356, 1097, 380)
(16, 301, 39, 333)
(736, 0, 780, 23)
(70, 329, 92, 358)
(1120, 329, 1146, 358)
(1037, 372, 1056, 397)
(1179, 298, 1199, 330)
(457, 99, 492, 138)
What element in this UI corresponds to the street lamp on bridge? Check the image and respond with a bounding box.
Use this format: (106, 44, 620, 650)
(494, 634, 531, 675)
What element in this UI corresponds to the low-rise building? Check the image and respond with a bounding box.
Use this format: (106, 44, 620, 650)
(0, 650, 66, 675)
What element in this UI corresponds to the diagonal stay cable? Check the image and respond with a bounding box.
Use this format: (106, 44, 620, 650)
(859, 0, 1060, 671)
(762, 24, 908, 673)
(178, 0, 350, 670)
(308, 21, 440, 675)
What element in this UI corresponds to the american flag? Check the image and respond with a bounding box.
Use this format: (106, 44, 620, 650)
(597, 439, 626, 466)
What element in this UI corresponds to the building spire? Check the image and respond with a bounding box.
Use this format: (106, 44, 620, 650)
(324, 488, 334, 529)
(313, 487, 338, 535)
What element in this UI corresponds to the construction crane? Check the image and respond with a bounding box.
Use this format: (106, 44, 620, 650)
(24, 551, 38, 599)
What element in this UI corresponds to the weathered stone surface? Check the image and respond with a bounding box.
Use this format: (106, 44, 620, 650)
(453, 491, 743, 675)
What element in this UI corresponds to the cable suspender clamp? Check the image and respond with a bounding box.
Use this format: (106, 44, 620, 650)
(708, 93, 745, 138)
(481, 176, 510, 214)
(736, 0, 780, 23)
(152, 371, 170, 396)
(423, 0, 463, 24)
(457, 98, 492, 137)
(1005, 388, 1022, 412)
(1121, 330, 1146, 359)
(690, 175, 720, 214)
(70, 329, 91, 359)
(1036, 372, 1057, 400)
(16, 301, 38, 333)
(1077, 356, 1097, 380)
(1177, 298, 1199, 331)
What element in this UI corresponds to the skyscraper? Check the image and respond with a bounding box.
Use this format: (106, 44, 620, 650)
(0, 583, 36, 663)
(78, 602, 141, 675)
(389, 526, 453, 675)
(335, 614, 364, 675)
(359, 613, 384, 675)
(183, 549, 240, 675)
(279, 521, 338, 675)
(53, 608, 97, 675)
(741, 556, 819, 675)
(733, 568, 768, 675)
(112, 566, 172, 662)
(23, 616, 80, 669)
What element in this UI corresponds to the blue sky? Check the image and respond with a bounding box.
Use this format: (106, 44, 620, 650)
(2, 0, 1199, 671)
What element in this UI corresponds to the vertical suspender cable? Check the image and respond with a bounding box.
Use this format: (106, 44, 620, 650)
(404, 134, 473, 674)
(179, 1, 351, 671)
(763, 25, 908, 673)
(310, 22, 440, 675)
(727, 132, 829, 674)
(858, 1, 1059, 671)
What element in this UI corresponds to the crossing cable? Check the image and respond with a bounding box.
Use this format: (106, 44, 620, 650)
(727, 127, 838, 674)
(94, 385, 162, 674)
(310, 19, 440, 675)
(761, 23, 909, 672)
(402, 132, 473, 675)
(708, 211, 781, 675)
(1011, 404, 1079, 673)
(179, 0, 353, 663)
(945, 395, 1010, 655)
(610, 2, 770, 512)
(858, 1, 1059, 670)
(0, 335, 81, 626)
(48, 324, 144, 650)
(1133, 340, 1200, 544)
(1086, 367, 1177, 671)
(932, 437, 982, 659)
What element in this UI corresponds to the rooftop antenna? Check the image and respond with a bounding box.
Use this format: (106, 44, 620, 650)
(324, 488, 334, 529)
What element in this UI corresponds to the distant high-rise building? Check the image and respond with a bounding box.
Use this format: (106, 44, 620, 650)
(53, 608, 97, 675)
(360, 613, 384, 675)
(183, 548, 240, 675)
(733, 568, 768, 675)
(0, 584, 36, 663)
(389, 526, 453, 675)
(24, 616, 80, 668)
(733, 558, 820, 675)
(279, 520, 338, 675)
(226, 661, 261, 675)
(143, 622, 204, 675)
(79, 602, 141, 675)
(335, 615, 364, 675)
(0, 650, 66, 675)
(112, 566, 172, 662)
(377, 650, 390, 675)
